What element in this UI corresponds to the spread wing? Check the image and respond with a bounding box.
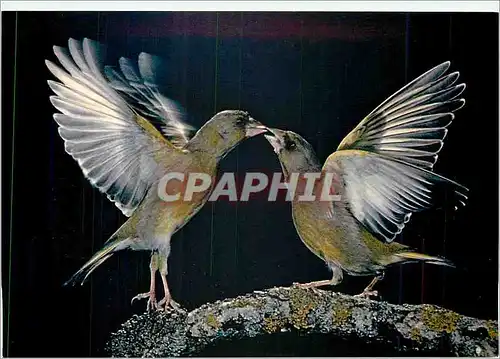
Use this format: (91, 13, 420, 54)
(46, 38, 179, 217)
(104, 52, 196, 147)
(323, 151, 468, 242)
(323, 62, 468, 242)
(337, 61, 465, 170)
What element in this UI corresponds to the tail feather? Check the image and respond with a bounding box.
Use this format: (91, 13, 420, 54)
(63, 238, 124, 287)
(394, 251, 455, 268)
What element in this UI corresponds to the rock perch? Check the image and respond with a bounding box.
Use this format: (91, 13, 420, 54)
(107, 286, 498, 357)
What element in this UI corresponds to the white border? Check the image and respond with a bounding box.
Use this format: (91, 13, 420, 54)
(1, 1, 499, 12)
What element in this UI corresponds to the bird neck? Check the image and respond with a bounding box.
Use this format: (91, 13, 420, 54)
(185, 126, 241, 160)
(283, 159, 322, 180)
(283, 160, 332, 205)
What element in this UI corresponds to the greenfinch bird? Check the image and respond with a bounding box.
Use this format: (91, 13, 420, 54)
(264, 61, 468, 298)
(45, 38, 267, 310)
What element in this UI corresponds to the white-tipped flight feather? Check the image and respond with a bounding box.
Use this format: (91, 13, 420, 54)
(46, 38, 174, 217)
(104, 52, 196, 147)
(337, 61, 465, 170)
(326, 62, 468, 242)
(324, 151, 468, 242)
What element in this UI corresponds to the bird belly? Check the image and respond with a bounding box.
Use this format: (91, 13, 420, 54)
(131, 179, 213, 250)
(292, 203, 382, 276)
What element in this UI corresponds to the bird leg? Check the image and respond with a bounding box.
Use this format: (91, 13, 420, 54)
(131, 252, 159, 311)
(157, 272, 183, 312)
(293, 263, 343, 291)
(354, 273, 385, 299)
(155, 247, 185, 312)
(294, 279, 335, 289)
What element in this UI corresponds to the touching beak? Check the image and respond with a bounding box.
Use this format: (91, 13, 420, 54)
(264, 128, 285, 154)
(245, 117, 269, 137)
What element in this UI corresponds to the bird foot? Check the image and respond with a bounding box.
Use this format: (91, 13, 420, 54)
(158, 296, 186, 313)
(354, 290, 379, 299)
(293, 281, 313, 288)
(292, 282, 323, 294)
(131, 291, 158, 311)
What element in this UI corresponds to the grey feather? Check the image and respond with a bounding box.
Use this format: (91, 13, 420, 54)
(337, 61, 466, 170)
(46, 38, 173, 217)
(104, 52, 196, 147)
(325, 151, 468, 242)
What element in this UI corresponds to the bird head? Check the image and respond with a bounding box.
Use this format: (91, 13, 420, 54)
(210, 109, 268, 139)
(188, 110, 268, 159)
(264, 128, 321, 178)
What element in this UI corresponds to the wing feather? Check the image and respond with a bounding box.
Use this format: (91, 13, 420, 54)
(324, 151, 468, 242)
(104, 52, 196, 147)
(325, 62, 468, 241)
(47, 38, 175, 217)
(337, 61, 465, 169)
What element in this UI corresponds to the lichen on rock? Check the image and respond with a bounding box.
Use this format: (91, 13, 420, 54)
(288, 286, 320, 329)
(206, 312, 221, 330)
(486, 320, 498, 340)
(107, 286, 498, 357)
(421, 305, 461, 334)
(331, 304, 351, 327)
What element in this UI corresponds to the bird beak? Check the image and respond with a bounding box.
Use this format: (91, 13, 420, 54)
(245, 118, 269, 137)
(264, 128, 285, 154)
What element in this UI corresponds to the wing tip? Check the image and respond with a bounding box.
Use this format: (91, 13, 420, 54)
(118, 56, 130, 65)
(52, 44, 63, 54)
(49, 95, 59, 105)
(138, 51, 150, 60)
(441, 127, 449, 141)
(439, 60, 451, 71)
(446, 112, 456, 124)
(429, 60, 451, 76)
(385, 233, 398, 243)
(45, 58, 56, 68)
(455, 98, 466, 110)
(47, 79, 59, 92)
(447, 179, 469, 211)
(68, 37, 79, 47)
(45, 58, 68, 80)
(138, 51, 162, 64)
(83, 37, 105, 50)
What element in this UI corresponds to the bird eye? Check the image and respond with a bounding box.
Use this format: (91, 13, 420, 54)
(235, 116, 248, 128)
(284, 136, 296, 151)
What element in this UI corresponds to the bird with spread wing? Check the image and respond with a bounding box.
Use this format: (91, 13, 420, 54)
(264, 61, 468, 297)
(45, 38, 267, 311)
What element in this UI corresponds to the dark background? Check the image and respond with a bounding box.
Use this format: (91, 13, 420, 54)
(2, 11, 498, 357)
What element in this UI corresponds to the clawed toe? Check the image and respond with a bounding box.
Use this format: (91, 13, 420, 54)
(292, 282, 328, 291)
(158, 296, 185, 313)
(354, 290, 379, 299)
(311, 287, 322, 295)
(147, 298, 159, 311)
(292, 282, 316, 289)
(131, 292, 158, 311)
(131, 292, 149, 304)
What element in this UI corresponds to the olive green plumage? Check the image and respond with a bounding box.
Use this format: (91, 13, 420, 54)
(265, 62, 467, 296)
(46, 38, 267, 310)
